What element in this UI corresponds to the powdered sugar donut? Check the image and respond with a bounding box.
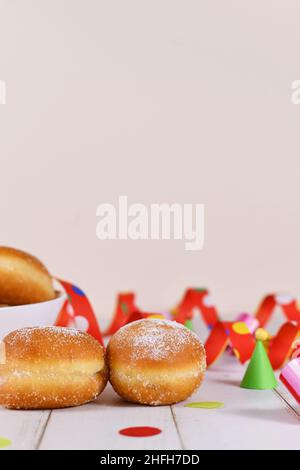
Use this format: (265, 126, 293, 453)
(107, 319, 206, 406)
(0, 327, 107, 409)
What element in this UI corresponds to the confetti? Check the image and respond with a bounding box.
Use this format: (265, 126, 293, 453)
(184, 401, 224, 409)
(0, 437, 11, 449)
(119, 426, 162, 437)
(232, 322, 250, 335)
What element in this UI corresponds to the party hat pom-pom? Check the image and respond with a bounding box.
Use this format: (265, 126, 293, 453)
(255, 328, 269, 342)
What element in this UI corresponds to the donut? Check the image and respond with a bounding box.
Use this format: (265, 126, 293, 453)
(107, 319, 206, 406)
(0, 246, 55, 305)
(0, 326, 107, 409)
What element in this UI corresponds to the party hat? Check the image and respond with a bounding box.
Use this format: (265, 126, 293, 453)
(240, 328, 278, 390)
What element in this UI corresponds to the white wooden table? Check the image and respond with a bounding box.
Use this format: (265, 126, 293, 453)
(0, 355, 299, 450)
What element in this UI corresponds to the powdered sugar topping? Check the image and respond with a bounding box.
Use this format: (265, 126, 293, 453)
(113, 318, 204, 362)
(6, 326, 81, 343)
(4, 326, 91, 357)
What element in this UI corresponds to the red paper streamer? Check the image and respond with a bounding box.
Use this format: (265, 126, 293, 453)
(55, 279, 104, 346)
(255, 294, 300, 326)
(173, 288, 300, 369)
(204, 319, 300, 369)
(173, 288, 219, 327)
(205, 321, 255, 366)
(103, 293, 140, 336)
(173, 289, 300, 327)
(54, 283, 300, 370)
(268, 322, 300, 370)
(178, 289, 300, 369)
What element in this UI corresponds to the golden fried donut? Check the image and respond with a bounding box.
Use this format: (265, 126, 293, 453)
(107, 319, 206, 406)
(0, 246, 55, 305)
(0, 327, 107, 409)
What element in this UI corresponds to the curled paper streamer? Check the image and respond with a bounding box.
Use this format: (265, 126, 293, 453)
(102, 294, 168, 335)
(173, 288, 300, 369)
(102, 288, 220, 337)
(104, 287, 300, 369)
(203, 315, 300, 369)
(172, 288, 220, 327)
(54, 284, 300, 369)
(255, 293, 300, 326)
(267, 322, 300, 370)
(103, 293, 140, 336)
(204, 321, 255, 366)
(55, 280, 104, 346)
(173, 289, 300, 328)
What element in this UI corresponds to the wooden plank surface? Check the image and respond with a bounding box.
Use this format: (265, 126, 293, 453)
(0, 409, 50, 450)
(172, 357, 300, 450)
(39, 385, 182, 450)
(275, 382, 300, 421)
(0, 355, 299, 450)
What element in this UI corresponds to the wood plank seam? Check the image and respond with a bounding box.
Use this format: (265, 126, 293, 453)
(273, 389, 300, 422)
(170, 406, 185, 450)
(36, 411, 52, 450)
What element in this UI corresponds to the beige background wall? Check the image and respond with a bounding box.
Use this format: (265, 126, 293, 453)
(0, 1, 299, 328)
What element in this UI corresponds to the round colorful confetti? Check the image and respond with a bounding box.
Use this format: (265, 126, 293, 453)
(119, 426, 162, 437)
(0, 437, 11, 449)
(184, 402, 224, 409)
(236, 313, 259, 333)
(232, 322, 249, 335)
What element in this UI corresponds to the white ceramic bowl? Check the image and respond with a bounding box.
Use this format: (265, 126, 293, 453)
(0, 291, 67, 340)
